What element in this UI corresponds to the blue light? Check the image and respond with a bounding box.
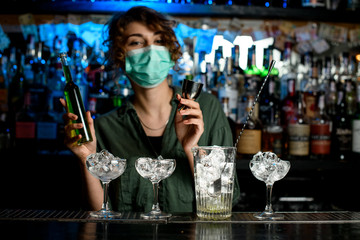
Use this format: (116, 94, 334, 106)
(283, 2, 287, 8)
(41, 59, 46, 64)
(167, 0, 171, 3)
(61, 76, 66, 82)
(227, 0, 233, 5)
(30, 60, 34, 64)
(265, 2, 270, 7)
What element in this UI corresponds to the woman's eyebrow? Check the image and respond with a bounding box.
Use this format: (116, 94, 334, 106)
(126, 33, 143, 38)
(127, 31, 162, 38)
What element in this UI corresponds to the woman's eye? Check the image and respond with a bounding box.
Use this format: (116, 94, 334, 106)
(154, 39, 165, 45)
(129, 41, 143, 46)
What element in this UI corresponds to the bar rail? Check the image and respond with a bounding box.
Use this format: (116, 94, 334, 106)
(1, 209, 360, 224)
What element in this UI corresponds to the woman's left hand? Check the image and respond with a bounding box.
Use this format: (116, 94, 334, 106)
(175, 94, 204, 154)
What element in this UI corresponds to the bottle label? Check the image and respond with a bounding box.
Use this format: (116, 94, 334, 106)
(37, 122, 57, 140)
(237, 129, 261, 154)
(16, 122, 36, 139)
(352, 120, 360, 153)
(335, 127, 352, 151)
(310, 123, 331, 155)
(281, 104, 295, 125)
(288, 124, 310, 156)
(304, 93, 316, 118)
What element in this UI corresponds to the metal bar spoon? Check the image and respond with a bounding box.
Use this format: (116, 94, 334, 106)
(210, 60, 277, 197)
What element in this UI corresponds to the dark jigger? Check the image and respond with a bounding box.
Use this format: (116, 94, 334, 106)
(178, 79, 203, 111)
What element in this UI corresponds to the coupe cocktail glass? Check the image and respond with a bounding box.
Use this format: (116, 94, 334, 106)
(86, 149, 126, 218)
(135, 157, 176, 219)
(249, 151, 290, 220)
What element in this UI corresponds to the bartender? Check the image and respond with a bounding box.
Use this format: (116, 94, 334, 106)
(60, 6, 240, 213)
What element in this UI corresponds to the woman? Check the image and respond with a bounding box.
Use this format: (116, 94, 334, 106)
(61, 6, 240, 213)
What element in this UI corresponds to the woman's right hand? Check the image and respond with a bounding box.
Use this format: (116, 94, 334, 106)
(60, 98, 97, 165)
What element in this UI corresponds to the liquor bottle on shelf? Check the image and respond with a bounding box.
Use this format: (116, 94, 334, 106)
(261, 84, 283, 158)
(244, 45, 261, 91)
(259, 47, 280, 127)
(279, 42, 296, 100)
(260, 46, 279, 80)
(24, 34, 36, 84)
(303, 57, 319, 120)
(218, 57, 238, 122)
(259, 76, 280, 127)
(28, 41, 49, 113)
(88, 69, 111, 118)
(326, 77, 338, 120)
(345, 79, 356, 117)
(352, 84, 360, 156)
(0, 54, 8, 113)
(60, 52, 93, 144)
(310, 93, 331, 160)
(193, 51, 208, 91)
(14, 92, 36, 152)
(8, 51, 27, 136)
(236, 95, 262, 160)
(232, 45, 245, 99)
(339, 52, 351, 85)
(281, 78, 296, 128)
(332, 88, 352, 162)
(331, 54, 341, 83)
(212, 46, 224, 96)
(299, 52, 312, 93)
(287, 91, 310, 160)
(318, 57, 328, 94)
(0, 54, 10, 152)
(86, 39, 105, 90)
(6, 47, 17, 81)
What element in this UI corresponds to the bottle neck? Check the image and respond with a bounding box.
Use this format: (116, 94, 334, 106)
(60, 54, 73, 84)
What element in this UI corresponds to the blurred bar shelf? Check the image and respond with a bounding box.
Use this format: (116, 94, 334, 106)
(1, 1, 360, 23)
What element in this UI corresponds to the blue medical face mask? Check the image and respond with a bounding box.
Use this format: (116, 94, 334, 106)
(125, 45, 175, 88)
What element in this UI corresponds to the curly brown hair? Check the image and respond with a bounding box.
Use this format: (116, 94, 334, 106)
(104, 6, 182, 70)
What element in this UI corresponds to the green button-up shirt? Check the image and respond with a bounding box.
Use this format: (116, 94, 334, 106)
(94, 86, 240, 213)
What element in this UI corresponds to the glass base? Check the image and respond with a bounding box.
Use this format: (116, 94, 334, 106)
(89, 209, 122, 219)
(140, 211, 172, 219)
(253, 211, 284, 220)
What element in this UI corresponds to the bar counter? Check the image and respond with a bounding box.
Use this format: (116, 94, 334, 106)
(1, 209, 360, 239)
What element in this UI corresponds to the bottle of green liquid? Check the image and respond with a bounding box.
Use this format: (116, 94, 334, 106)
(59, 52, 93, 144)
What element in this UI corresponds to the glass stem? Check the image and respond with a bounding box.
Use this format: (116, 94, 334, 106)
(151, 182, 161, 214)
(264, 183, 274, 214)
(102, 182, 110, 211)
